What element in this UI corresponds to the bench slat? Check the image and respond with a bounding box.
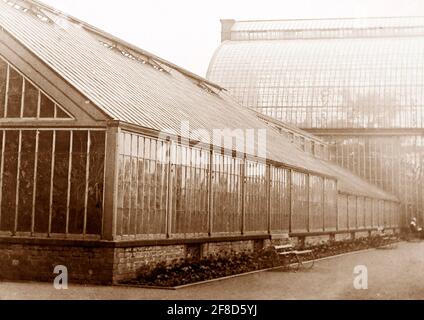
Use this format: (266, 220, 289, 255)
(278, 252, 294, 256)
(274, 244, 294, 250)
(294, 250, 313, 255)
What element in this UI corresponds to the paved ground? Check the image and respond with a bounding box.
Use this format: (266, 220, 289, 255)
(1, 241, 424, 300)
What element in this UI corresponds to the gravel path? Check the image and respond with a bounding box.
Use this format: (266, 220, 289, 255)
(1, 241, 424, 300)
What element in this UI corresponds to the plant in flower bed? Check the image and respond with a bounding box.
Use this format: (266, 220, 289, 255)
(308, 235, 399, 259)
(123, 235, 398, 287)
(311, 238, 368, 259)
(123, 249, 281, 287)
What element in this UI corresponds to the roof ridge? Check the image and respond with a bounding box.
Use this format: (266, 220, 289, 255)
(235, 16, 424, 24)
(20, 0, 225, 91)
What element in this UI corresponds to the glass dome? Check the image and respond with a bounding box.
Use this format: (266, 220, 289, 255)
(208, 25, 424, 129)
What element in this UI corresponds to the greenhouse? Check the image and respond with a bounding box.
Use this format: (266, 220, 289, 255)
(208, 17, 424, 227)
(0, 0, 399, 284)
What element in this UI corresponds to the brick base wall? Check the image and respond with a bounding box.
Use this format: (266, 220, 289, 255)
(0, 229, 397, 284)
(0, 238, 266, 284)
(0, 242, 114, 284)
(112, 245, 186, 282)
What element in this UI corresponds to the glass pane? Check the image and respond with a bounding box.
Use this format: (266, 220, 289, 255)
(245, 160, 267, 232)
(291, 172, 308, 232)
(17, 130, 36, 232)
(121, 136, 131, 235)
(23, 80, 38, 118)
(39, 93, 55, 118)
(68, 131, 87, 234)
(86, 131, 105, 235)
(338, 195, 348, 231)
(270, 167, 290, 232)
(51, 131, 70, 234)
(116, 154, 124, 236)
(348, 196, 357, 230)
(0, 131, 19, 231)
(6, 67, 22, 118)
(135, 137, 144, 235)
(212, 153, 242, 233)
(323, 179, 337, 231)
(55, 105, 71, 119)
(171, 145, 209, 234)
(309, 175, 323, 231)
(34, 131, 53, 233)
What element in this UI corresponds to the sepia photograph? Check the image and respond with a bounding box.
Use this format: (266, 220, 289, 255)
(0, 0, 423, 311)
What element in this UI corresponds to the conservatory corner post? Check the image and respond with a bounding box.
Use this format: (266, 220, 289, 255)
(102, 125, 120, 241)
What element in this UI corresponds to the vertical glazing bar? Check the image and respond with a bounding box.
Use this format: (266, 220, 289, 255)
(126, 134, 133, 236)
(185, 148, 190, 232)
(13, 130, 22, 234)
(4, 64, 9, 117)
(240, 155, 246, 235)
(346, 195, 350, 231)
(166, 140, 173, 238)
(0, 133, 5, 228)
(31, 130, 39, 235)
(48, 130, 56, 236)
(208, 148, 214, 236)
(152, 141, 158, 233)
(119, 135, 126, 237)
(83, 131, 91, 236)
(193, 149, 198, 230)
(139, 137, 145, 236)
(266, 164, 271, 234)
(65, 131, 73, 236)
(100, 130, 107, 236)
(335, 181, 339, 232)
(356, 196, 359, 230)
(322, 178, 325, 231)
(288, 169, 292, 234)
(133, 136, 139, 237)
(306, 173, 310, 233)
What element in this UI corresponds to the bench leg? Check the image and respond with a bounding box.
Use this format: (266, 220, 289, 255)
(279, 254, 299, 272)
(298, 253, 315, 270)
(278, 255, 290, 271)
(294, 254, 301, 272)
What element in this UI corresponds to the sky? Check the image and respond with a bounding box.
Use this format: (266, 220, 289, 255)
(40, 0, 424, 77)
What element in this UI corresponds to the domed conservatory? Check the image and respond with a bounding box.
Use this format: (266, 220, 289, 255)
(208, 17, 424, 226)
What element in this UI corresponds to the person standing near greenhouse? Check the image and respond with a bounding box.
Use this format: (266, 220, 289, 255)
(410, 217, 423, 238)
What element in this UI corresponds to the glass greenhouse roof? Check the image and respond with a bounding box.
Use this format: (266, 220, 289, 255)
(230, 17, 424, 40)
(208, 25, 424, 129)
(0, 0, 398, 201)
(233, 17, 424, 31)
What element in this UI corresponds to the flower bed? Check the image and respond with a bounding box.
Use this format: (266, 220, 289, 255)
(122, 235, 399, 288)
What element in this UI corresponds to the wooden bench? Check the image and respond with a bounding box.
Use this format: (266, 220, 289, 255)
(272, 244, 315, 270)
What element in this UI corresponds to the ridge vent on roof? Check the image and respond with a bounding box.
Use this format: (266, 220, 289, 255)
(18, 0, 225, 92)
(3, 0, 52, 24)
(98, 39, 169, 73)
